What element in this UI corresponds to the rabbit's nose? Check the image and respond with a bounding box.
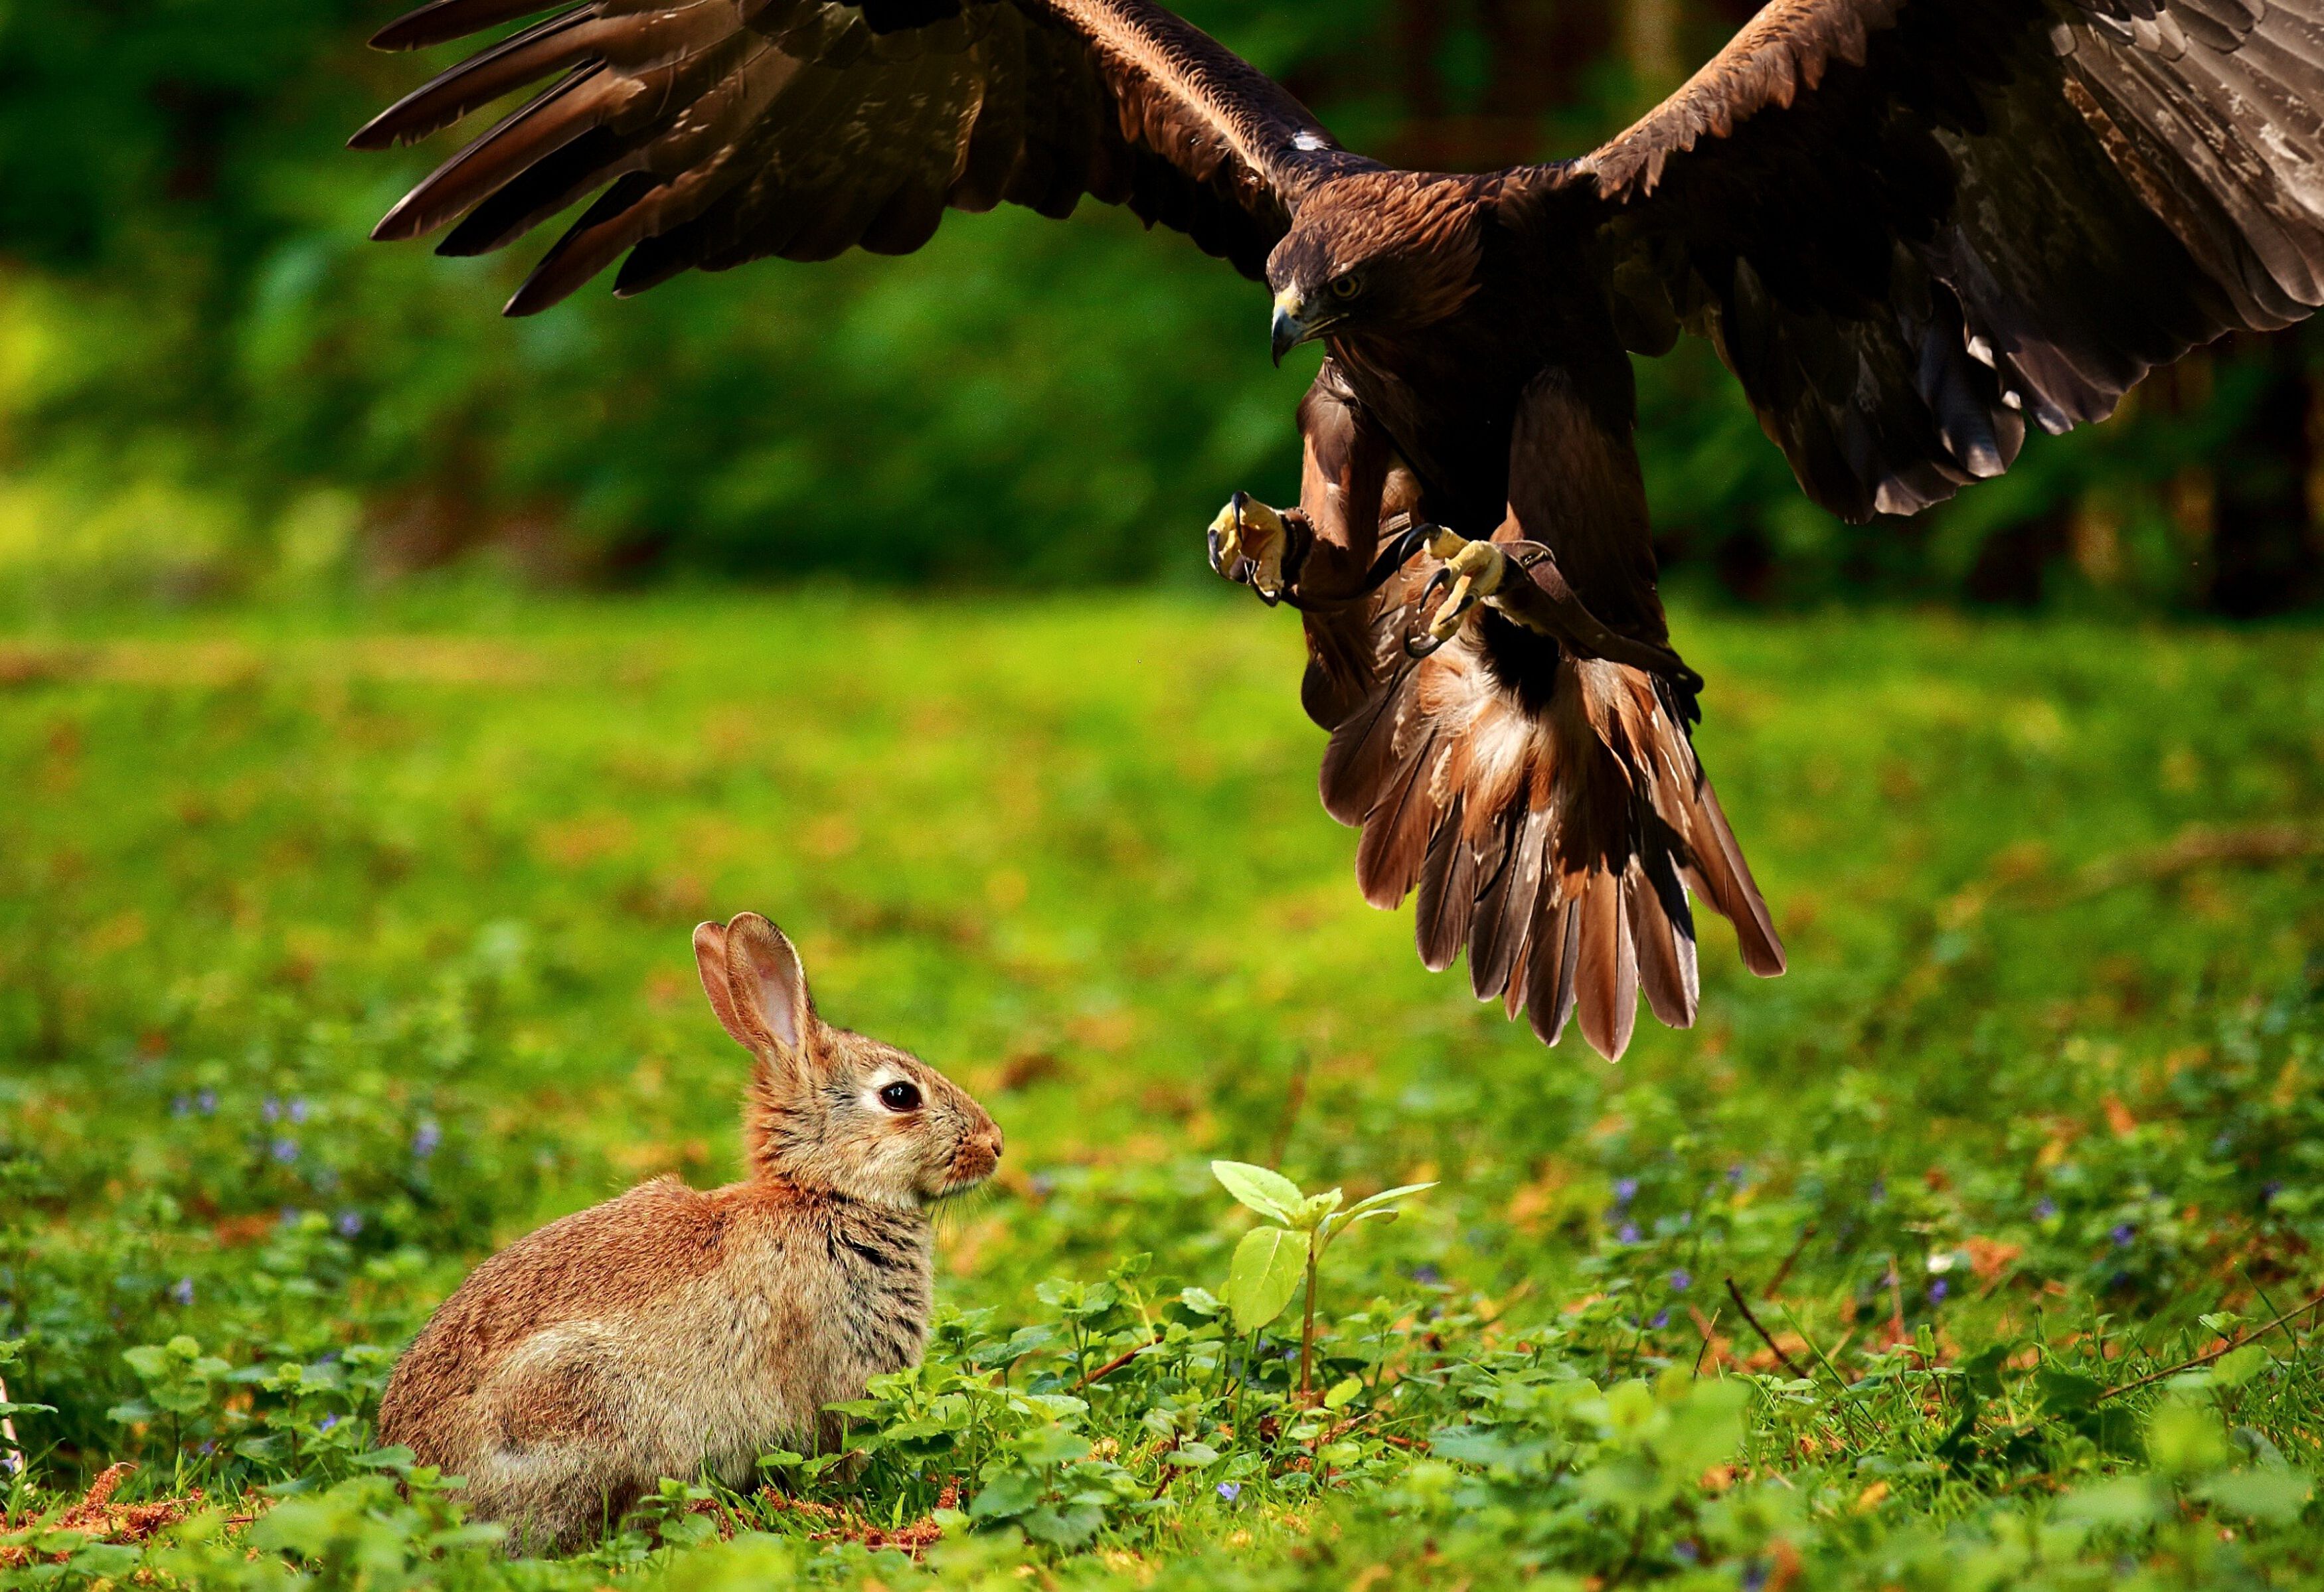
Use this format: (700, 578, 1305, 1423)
(949, 1126, 1004, 1186)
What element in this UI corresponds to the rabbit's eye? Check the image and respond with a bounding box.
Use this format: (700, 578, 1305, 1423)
(878, 1081, 922, 1113)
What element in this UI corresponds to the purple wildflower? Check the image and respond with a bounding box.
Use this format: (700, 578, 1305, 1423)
(1618, 1222, 1639, 1245)
(1742, 1562, 1770, 1592)
(1928, 1279, 1950, 1304)
(262, 1096, 282, 1124)
(2262, 1180, 2283, 1207)
(1673, 1542, 1700, 1564)
(197, 1089, 217, 1115)
(319, 1415, 339, 1433)
(270, 1137, 299, 1164)
(336, 1210, 364, 1238)
(171, 1095, 192, 1118)
(1029, 1172, 1056, 1196)
(170, 1277, 195, 1307)
(288, 1097, 310, 1125)
(1869, 1177, 1887, 1202)
(1613, 1177, 1639, 1206)
(1216, 1482, 1241, 1502)
(1669, 1269, 1693, 1292)
(1649, 1309, 1671, 1329)
(1411, 1263, 1443, 1286)
(2111, 1223, 2135, 1247)
(1726, 1164, 1747, 1188)
(412, 1119, 442, 1158)
(2034, 1197, 2058, 1220)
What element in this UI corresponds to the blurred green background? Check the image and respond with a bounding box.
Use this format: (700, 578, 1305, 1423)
(5, 7, 2324, 1582)
(5, 0, 2322, 611)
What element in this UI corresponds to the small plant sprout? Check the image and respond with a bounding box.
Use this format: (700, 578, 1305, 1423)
(1210, 1160, 1434, 1403)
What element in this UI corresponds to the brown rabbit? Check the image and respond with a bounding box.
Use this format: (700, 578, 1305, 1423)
(376, 913, 1003, 1553)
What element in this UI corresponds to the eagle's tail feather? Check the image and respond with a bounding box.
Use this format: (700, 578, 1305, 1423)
(1629, 856, 1702, 1030)
(1315, 619, 1779, 1061)
(1673, 769, 1786, 977)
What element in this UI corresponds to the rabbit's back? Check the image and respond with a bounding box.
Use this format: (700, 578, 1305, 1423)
(378, 1174, 931, 1547)
(379, 1176, 731, 1453)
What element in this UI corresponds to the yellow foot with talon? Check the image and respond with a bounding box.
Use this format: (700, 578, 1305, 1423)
(1418, 531, 1510, 646)
(1207, 491, 1292, 603)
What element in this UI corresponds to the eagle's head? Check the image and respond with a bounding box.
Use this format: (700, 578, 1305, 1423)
(1265, 172, 1489, 364)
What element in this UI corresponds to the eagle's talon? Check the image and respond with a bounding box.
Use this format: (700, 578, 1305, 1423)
(1409, 532, 1509, 647)
(1205, 495, 1246, 575)
(1206, 491, 1291, 601)
(1417, 563, 1454, 615)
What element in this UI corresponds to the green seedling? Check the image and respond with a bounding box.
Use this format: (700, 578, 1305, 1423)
(1210, 1160, 1434, 1402)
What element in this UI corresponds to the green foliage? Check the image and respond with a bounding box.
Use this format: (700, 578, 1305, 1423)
(1212, 1158, 1432, 1400)
(1417, 1364, 1758, 1574)
(1, 591, 2322, 1591)
(1224, 1226, 1308, 1334)
(0, 1337, 56, 1423)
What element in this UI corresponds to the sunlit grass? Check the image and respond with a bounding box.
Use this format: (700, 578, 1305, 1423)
(3, 591, 2320, 1587)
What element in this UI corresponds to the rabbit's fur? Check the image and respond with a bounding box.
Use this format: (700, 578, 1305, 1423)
(376, 914, 1002, 1553)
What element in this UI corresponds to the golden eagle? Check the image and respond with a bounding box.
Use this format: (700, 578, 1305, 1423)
(357, 0, 2324, 1059)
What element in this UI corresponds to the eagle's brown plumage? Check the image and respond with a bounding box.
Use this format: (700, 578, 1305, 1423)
(351, 0, 1369, 306)
(359, 0, 2324, 1058)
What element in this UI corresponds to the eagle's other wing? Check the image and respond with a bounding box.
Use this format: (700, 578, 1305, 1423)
(353, 0, 1365, 315)
(1515, 0, 2324, 521)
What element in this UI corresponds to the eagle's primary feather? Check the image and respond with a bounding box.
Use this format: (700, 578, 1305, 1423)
(359, 0, 2324, 1058)
(352, 0, 1374, 301)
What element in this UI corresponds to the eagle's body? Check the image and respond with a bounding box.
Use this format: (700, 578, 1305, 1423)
(1306, 179, 1619, 532)
(359, 0, 2324, 1056)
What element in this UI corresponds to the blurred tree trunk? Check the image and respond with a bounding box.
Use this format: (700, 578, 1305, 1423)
(1621, 0, 1683, 90)
(1390, 0, 1612, 167)
(1397, 0, 1450, 124)
(1536, 0, 1616, 110)
(2207, 329, 2322, 616)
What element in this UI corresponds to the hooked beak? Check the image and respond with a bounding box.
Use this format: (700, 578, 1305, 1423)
(1270, 288, 1317, 366)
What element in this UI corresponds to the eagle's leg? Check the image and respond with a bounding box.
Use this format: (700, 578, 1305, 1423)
(1415, 528, 1703, 692)
(1205, 491, 1312, 605)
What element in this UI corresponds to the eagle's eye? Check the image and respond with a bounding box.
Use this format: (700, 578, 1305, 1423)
(878, 1080, 922, 1113)
(1328, 273, 1363, 301)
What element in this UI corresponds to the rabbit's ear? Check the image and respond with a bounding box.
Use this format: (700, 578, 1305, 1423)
(693, 920, 749, 1046)
(710, 912, 818, 1061)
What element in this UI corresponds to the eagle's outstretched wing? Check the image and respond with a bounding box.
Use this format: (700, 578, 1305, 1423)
(1519, 0, 2324, 522)
(353, 0, 1366, 315)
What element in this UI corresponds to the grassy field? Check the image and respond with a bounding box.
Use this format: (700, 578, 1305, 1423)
(3, 590, 2322, 1589)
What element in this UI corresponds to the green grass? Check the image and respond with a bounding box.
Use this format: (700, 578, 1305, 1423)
(3, 590, 2322, 1589)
